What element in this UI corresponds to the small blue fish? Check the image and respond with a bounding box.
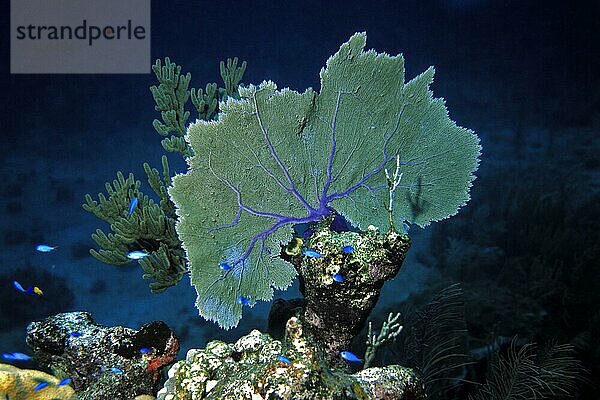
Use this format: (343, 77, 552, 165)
(57, 377, 72, 386)
(33, 381, 49, 391)
(219, 262, 231, 271)
(109, 367, 123, 374)
(139, 347, 152, 354)
(69, 331, 82, 337)
(277, 355, 292, 364)
(12, 280, 26, 293)
(303, 249, 323, 258)
(35, 244, 57, 252)
(340, 351, 363, 363)
(127, 197, 139, 216)
(2, 352, 31, 361)
(332, 273, 345, 283)
(127, 250, 149, 260)
(341, 245, 354, 253)
(237, 296, 251, 306)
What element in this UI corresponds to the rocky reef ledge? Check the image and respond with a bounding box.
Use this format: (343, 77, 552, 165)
(26, 311, 178, 399)
(158, 317, 424, 400)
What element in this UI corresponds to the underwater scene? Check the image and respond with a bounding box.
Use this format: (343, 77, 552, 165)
(1, 1, 598, 399)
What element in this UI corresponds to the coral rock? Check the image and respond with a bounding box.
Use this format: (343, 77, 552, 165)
(0, 363, 76, 399)
(158, 317, 424, 400)
(26, 311, 178, 400)
(295, 225, 411, 365)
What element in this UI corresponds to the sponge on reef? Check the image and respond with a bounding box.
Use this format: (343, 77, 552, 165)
(0, 363, 75, 400)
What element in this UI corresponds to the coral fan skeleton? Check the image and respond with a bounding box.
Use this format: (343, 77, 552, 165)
(208, 88, 414, 286)
(169, 32, 481, 329)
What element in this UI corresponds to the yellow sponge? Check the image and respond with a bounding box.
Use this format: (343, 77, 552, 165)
(0, 363, 75, 400)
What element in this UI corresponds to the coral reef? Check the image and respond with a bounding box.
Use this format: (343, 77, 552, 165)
(169, 32, 480, 329)
(83, 158, 187, 293)
(151, 57, 246, 157)
(157, 317, 424, 400)
(0, 363, 75, 400)
(288, 222, 410, 364)
(26, 311, 179, 400)
(85, 56, 247, 293)
(79, 32, 488, 398)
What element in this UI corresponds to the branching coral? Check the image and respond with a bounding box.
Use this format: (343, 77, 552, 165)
(83, 158, 186, 292)
(364, 311, 403, 368)
(86, 57, 247, 293)
(151, 56, 247, 157)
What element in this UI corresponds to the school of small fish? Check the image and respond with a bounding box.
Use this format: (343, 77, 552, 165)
(2, 198, 153, 397)
(6, 201, 365, 397)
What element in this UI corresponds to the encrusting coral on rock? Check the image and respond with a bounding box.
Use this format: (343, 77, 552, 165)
(0, 363, 76, 400)
(26, 311, 179, 400)
(157, 317, 424, 400)
(287, 221, 411, 366)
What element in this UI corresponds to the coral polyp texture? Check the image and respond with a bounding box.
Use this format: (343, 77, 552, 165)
(169, 32, 481, 329)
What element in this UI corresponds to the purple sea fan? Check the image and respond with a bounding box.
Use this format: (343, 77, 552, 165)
(169, 33, 480, 329)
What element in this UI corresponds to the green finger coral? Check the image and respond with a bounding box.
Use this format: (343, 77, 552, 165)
(85, 57, 247, 293)
(169, 32, 481, 329)
(151, 56, 248, 157)
(83, 156, 186, 293)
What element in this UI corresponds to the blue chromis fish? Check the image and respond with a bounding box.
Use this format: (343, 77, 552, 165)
(303, 249, 323, 258)
(57, 377, 72, 386)
(109, 366, 123, 374)
(139, 347, 152, 354)
(35, 244, 57, 252)
(12, 280, 26, 292)
(127, 197, 138, 216)
(237, 296, 251, 306)
(340, 351, 363, 363)
(332, 273, 345, 283)
(69, 331, 82, 337)
(219, 262, 231, 271)
(33, 381, 49, 391)
(277, 355, 292, 364)
(127, 250, 149, 260)
(341, 245, 354, 253)
(2, 352, 32, 361)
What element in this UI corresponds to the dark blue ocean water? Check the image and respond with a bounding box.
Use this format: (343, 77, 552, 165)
(1, 1, 598, 398)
